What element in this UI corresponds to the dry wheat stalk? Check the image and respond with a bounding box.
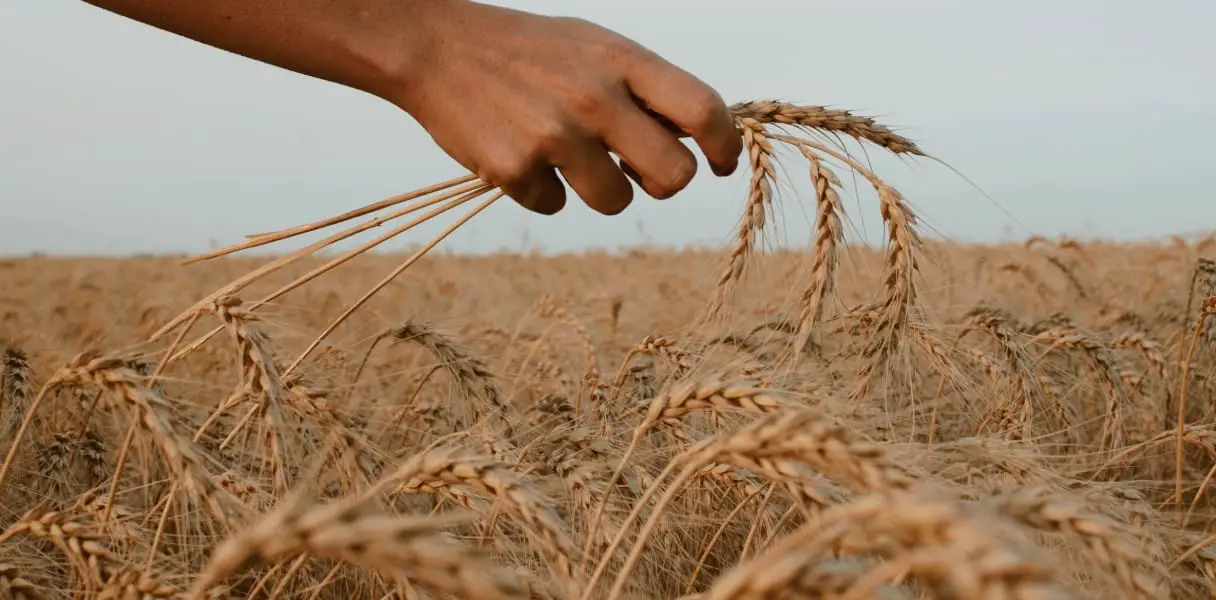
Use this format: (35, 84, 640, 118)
(206, 296, 295, 491)
(149, 179, 493, 343)
(1, 348, 31, 443)
(962, 306, 1060, 441)
(368, 320, 515, 451)
(536, 297, 601, 384)
(1111, 332, 1168, 382)
(98, 568, 178, 600)
(0, 563, 45, 600)
(1174, 295, 1216, 504)
(727, 101, 924, 155)
(0, 508, 121, 590)
(638, 376, 791, 428)
(851, 181, 921, 401)
(1, 348, 29, 407)
(0, 354, 245, 531)
(997, 261, 1053, 299)
(612, 336, 693, 389)
(706, 121, 778, 320)
(592, 408, 919, 600)
(683, 408, 916, 495)
(189, 489, 525, 600)
(1031, 327, 1130, 450)
(1185, 258, 1216, 327)
(989, 486, 1169, 600)
(582, 375, 795, 563)
(75, 490, 143, 549)
(792, 148, 845, 356)
(705, 488, 1071, 600)
(1045, 255, 1088, 299)
(380, 446, 584, 596)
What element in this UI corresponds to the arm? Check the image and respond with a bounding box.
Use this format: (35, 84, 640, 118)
(81, 0, 743, 215)
(79, 0, 428, 103)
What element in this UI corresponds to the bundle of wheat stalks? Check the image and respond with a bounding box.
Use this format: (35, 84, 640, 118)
(3, 101, 1216, 600)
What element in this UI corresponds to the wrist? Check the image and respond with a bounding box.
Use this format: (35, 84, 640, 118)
(364, 0, 468, 111)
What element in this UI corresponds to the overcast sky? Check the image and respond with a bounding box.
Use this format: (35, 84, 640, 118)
(2, 1, 1214, 256)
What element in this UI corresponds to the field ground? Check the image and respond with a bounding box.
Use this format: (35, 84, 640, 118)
(2, 238, 1216, 599)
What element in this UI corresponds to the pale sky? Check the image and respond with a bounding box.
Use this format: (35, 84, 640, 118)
(2, 1, 1214, 256)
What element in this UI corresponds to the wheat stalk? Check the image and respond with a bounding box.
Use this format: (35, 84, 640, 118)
(188, 488, 525, 600)
(0, 563, 45, 600)
(792, 148, 845, 356)
(705, 488, 1069, 600)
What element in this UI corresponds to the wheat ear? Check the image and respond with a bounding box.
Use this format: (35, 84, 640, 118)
(380, 446, 584, 597)
(188, 489, 525, 600)
(706, 488, 1068, 600)
(706, 120, 777, 319)
(727, 101, 924, 155)
(0, 563, 45, 600)
(792, 147, 845, 356)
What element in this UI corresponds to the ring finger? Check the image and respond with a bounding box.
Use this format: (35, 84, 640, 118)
(552, 136, 634, 216)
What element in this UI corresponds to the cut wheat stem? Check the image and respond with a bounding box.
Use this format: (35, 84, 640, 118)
(184, 173, 480, 264)
(283, 190, 505, 376)
(160, 182, 494, 362)
(150, 180, 488, 347)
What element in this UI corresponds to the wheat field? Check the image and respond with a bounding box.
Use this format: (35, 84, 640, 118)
(3, 103, 1216, 600)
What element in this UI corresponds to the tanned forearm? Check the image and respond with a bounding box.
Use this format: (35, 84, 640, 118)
(80, 0, 440, 101)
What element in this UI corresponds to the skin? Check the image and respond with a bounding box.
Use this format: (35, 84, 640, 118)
(80, 0, 744, 215)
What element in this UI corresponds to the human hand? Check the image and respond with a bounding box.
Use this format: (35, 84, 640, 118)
(388, 1, 743, 215)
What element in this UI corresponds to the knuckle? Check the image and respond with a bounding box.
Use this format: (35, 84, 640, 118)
(683, 89, 725, 134)
(478, 154, 533, 188)
(566, 85, 612, 122)
(528, 119, 570, 159)
(560, 17, 638, 61)
(601, 38, 643, 64)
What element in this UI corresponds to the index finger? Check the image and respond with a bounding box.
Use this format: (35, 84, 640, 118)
(624, 52, 742, 177)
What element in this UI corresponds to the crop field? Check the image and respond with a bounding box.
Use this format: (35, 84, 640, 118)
(2, 236, 1216, 600)
(3, 103, 1216, 600)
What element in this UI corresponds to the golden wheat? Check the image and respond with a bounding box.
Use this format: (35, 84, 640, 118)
(2, 96, 1215, 600)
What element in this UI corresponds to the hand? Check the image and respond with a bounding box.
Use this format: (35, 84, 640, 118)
(390, 1, 743, 216)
